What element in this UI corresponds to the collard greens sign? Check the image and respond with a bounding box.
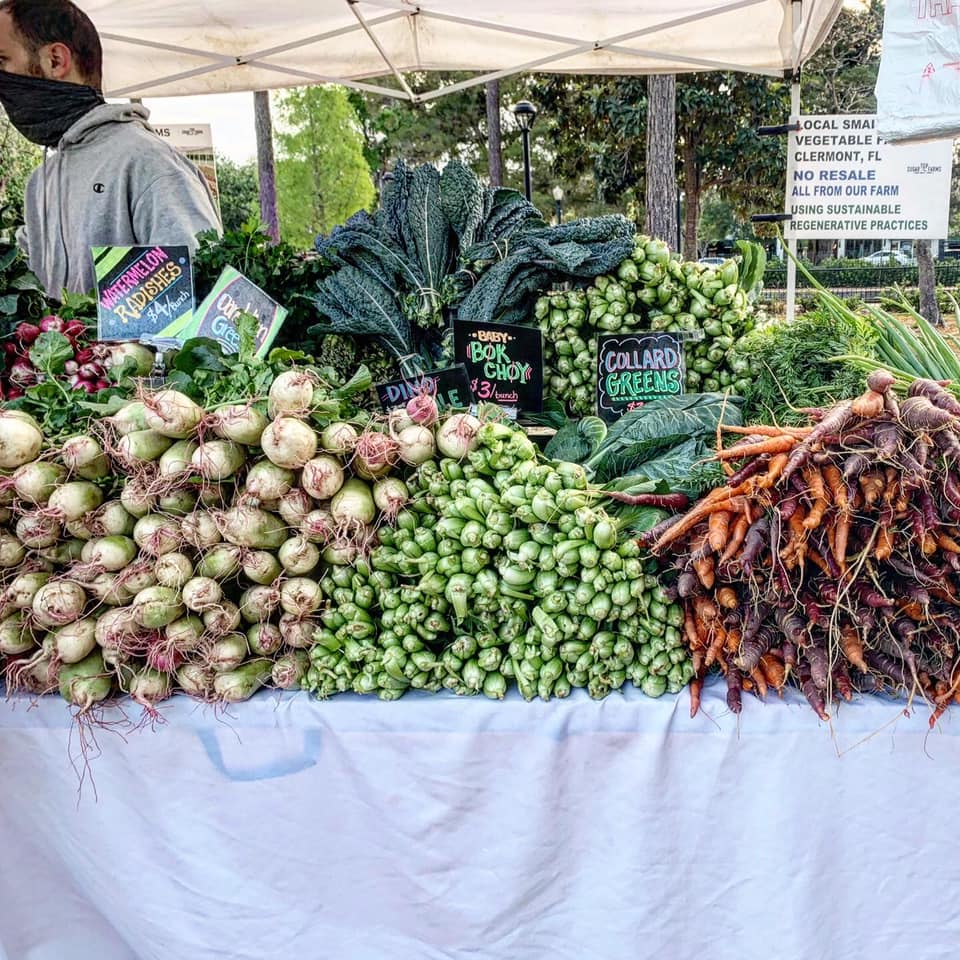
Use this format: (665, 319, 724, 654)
(785, 114, 953, 239)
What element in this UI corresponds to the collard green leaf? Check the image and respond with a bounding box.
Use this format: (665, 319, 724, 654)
(331, 364, 372, 399)
(586, 393, 743, 481)
(237, 312, 258, 363)
(544, 416, 607, 464)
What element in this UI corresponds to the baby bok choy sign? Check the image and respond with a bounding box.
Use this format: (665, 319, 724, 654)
(453, 319, 543, 415)
(596, 333, 685, 424)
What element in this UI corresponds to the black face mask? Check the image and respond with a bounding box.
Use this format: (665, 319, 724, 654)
(0, 70, 104, 148)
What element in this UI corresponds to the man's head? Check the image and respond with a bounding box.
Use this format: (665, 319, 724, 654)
(0, 0, 102, 90)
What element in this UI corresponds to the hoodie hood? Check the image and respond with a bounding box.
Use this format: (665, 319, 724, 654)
(58, 101, 153, 149)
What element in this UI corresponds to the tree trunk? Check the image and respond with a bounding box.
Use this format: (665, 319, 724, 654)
(645, 74, 678, 247)
(915, 239, 940, 325)
(254, 91, 280, 243)
(486, 81, 503, 187)
(681, 138, 700, 258)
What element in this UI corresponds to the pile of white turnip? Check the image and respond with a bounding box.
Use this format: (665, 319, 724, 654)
(0, 370, 478, 714)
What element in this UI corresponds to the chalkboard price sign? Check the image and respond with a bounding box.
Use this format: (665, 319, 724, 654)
(375, 365, 474, 413)
(453, 319, 543, 413)
(93, 244, 195, 342)
(596, 333, 685, 423)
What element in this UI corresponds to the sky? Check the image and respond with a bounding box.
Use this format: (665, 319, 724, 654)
(143, 93, 259, 165)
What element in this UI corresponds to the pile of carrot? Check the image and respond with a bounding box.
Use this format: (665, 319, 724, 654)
(644, 369, 960, 724)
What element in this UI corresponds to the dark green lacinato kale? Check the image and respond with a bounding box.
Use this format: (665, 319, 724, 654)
(457, 216, 637, 324)
(309, 156, 629, 367)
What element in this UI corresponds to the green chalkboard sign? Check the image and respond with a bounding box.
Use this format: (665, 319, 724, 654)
(596, 333, 685, 423)
(179, 266, 287, 358)
(93, 245, 194, 342)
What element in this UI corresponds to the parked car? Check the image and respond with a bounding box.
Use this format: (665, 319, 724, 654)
(859, 249, 916, 266)
(697, 256, 726, 267)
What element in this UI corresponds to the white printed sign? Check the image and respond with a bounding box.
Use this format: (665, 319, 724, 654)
(785, 114, 953, 239)
(153, 123, 214, 152)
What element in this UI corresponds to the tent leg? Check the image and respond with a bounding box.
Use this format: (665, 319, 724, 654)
(785, 77, 800, 323)
(254, 91, 280, 243)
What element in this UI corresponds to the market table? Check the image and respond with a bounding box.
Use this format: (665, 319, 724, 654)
(1, 681, 957, 960)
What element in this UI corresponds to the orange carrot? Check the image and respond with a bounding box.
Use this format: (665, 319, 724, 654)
(834, 513, 852, 573)
(718, 514, 750, 566)
(720, 424, 813, 438)
(689, 678, 703, 718)
(715, 435, 798, 461)
(693, 555, 716, 589)
(859, 472, 884, 507)
(759, 652, 786, 692)
(750, 666, 769, 700)
(716, 586, 738, 610)
(653, 497, 744, 550)
(724, 626, 741, 655)
(875, 525, 894, 562)
(938, 532, 960, 554)
(823, 464, 846, 510)
(705, 627, 727, 667)
(850, 389, 885, 418)
(756, 452, 790, 490)
(806, 548, 832, 576)
(840, 625, 868, 672)
(802, 466, 829, 530)
(922, 531, 938, 556)
(693, 596, 719, 622)
(684, 606, 702, 649)
(707, 509, 731, 554)
(897, 600, 926, 621)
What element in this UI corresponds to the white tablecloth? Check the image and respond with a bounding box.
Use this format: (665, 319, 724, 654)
(1, 682, 957, 960)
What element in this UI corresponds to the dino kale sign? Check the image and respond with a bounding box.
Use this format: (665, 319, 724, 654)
(375, 365, 474, 413)
(93, 245, 194, 341)
(596, 333, 685, 423)
(453, 319, 543, 414)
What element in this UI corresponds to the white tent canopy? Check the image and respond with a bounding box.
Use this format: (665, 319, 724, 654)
(79, 0, 844, 101)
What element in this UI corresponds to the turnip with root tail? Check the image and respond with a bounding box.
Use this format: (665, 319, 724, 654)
(165, 616, 205, 654)
(58, 650, 112, 710)
(127, 666, 172, 709)
(92, 501, 137, 537)
(300, 455, 345, 500)
(120, 477, 157, 518)
(260, 416, 317, 469)
(176, 663, 214, 699)
(54, 617, 98, 664)
(406, 387, 439, 427)
(157, 440, 199, 479)
(181, 511, 223, 550)
(104, 400, 148, 436)
(207, 633, 249, 673)
(79, 536, 138, 573)
(203, 600, 242, 637)
(12, 460, 66, 504)
(214, 659, 273, 701)
(280, 578, 324, 618)
(37, 539, 85, 566)
(247, 622, 283, 656)
(116, 430, 175, 467)
(182, 576, 223, 613)
(196, 544, 243, 580)
(85, 572, 133, 606)
(278, 536, 320, 576)
(62, 435, 110, 480)
(352, 430, 398, 480)
(302, 508, 335, 544)
(245, 460, 296, 502)
(241, 550, 283, 585)
(0, 410, 43, 469)
(373, 478, 409, 520)
(0, 612, 38, 656)
(436, 413, 482, 460)
(0, 532, 26, 569)
(212, 404, 269, 445)
(6, 572, 50, 612)
(272, 651, 310, 689)
(215, 505, 287, 551)
(155, 552, 195, 590)
(268, 369, 317, 418)
(239, 585, 281, 624)
(279, 613, 319, 649)
(191, 440, 246, 482)
(46, 481, 103, 523)
(143, 389, 203, 439)
(32, 580, 87, 629)
(15, 513, 61, 549)
(132, 586, 185, 629)
(320, 421, 358, 456)
(278, 488, 314, 527)
(133, 515, 182, 557)
(331, 478, 376, 529)
(395, 425, 435, 466)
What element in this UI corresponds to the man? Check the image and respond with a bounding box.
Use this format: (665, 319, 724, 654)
(0, 0, 221, 299)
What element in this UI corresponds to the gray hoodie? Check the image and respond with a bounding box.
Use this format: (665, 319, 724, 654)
(17, 102, 222, 299)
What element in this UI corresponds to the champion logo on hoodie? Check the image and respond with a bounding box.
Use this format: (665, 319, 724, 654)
(93, 183, 105, 193)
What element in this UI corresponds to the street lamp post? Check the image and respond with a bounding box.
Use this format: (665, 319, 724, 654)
(510, 100, 538, 201)
(552, 185, 564, 225)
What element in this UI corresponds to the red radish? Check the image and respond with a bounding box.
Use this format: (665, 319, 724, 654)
(78, 363, 101, 379)
(14, 322, 40, 343)
(63, 320, 87, 339)
(9, 363, 35, 385)
(64, 361, 78, 375)
(94, 380, 110, 391)
(39, 315, 64, 333)
(74, 347, 94, 364)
